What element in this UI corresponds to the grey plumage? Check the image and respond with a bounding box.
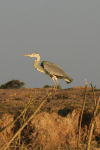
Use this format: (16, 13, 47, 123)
(24, 53, 73, 87)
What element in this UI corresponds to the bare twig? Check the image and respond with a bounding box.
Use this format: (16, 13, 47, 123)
(77, 79, 87, 149)
(86, 95, 100, 150)
(0, 88, 37, 134)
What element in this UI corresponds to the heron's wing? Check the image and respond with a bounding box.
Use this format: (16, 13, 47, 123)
(41, 61, 67, 77)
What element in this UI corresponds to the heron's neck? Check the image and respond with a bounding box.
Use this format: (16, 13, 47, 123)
(34, 56, 40, 69)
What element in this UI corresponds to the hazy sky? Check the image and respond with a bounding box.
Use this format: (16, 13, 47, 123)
(0, 1, 100, 89)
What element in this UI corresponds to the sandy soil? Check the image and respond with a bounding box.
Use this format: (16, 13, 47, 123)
(0, 86, 100, 149)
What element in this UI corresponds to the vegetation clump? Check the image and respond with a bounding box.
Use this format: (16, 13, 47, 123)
(43, 84, 62, 89)
(0, 79, 25, 89)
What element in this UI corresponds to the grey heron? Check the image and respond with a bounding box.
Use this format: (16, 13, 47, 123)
(24, 53, 73, 88)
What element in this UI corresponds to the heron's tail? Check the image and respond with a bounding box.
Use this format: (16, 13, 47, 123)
(66, 80, 73, 84)
(63, 76, 73, 84)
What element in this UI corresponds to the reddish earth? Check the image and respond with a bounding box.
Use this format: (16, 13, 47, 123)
(0, 86, 100, 149)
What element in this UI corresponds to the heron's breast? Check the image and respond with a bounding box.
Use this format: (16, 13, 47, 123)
(37, 68, 45, 73)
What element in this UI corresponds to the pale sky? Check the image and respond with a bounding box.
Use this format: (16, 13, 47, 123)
(0, 1, 100, 89)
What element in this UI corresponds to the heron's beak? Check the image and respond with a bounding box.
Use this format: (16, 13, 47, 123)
(24, 54, 30, 56)
(24, 53, 36, 57)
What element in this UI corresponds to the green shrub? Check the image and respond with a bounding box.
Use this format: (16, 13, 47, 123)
(0, 79, 25, 89)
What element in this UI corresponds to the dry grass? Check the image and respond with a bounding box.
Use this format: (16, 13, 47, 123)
(0, 82, 100, 150)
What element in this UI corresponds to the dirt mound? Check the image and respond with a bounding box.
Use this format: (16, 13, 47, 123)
(31, 110, 79, 149)
(0, 114, 14, 147)
(0, 110, 100, 149)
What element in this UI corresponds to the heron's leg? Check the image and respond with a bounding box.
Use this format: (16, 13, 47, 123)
(53, 76, 61, 99)
(53, 76, 61, 89)
(51, 76, 57, 98)
(51, 76, 57, 89)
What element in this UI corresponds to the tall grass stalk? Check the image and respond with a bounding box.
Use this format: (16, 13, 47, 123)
(2, 87, 54, 150)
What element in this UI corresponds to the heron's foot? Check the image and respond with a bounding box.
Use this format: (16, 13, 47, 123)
(54, 85, 57, 93)
(51, 85, 57, 99)
(54, 85, 57, 89)
(58, 84, 61, 89)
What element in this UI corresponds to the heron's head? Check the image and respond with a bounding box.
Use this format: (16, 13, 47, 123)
(24, 52, 40, 58)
